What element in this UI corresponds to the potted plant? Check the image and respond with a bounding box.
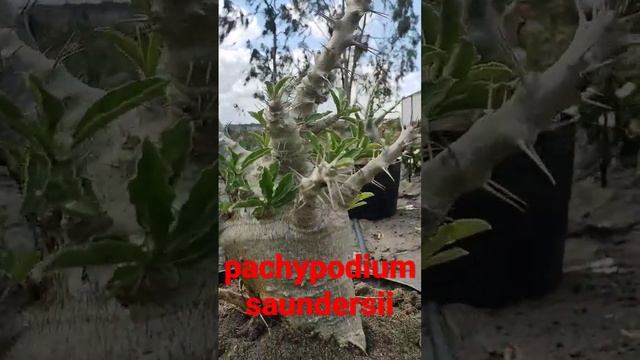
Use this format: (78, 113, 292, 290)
(421, 0, 593, 307)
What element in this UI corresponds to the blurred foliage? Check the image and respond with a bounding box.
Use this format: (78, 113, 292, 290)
(423, 218, 492, 269)
(423, 0, 516, 122)
(99, 26, 162, 79)
(0, 76, 169, 221)
(45, 122, 217, 302)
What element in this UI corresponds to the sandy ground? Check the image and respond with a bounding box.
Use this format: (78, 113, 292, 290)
(356, 178, 421, 291)
(430, 169, 640, 360)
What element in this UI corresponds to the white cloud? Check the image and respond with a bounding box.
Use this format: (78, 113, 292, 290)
(220, 14, 262, 48)
(399, 71, 420, 97)
(219, 6, 264, 124)
(219, 47, 264, 125)
(308, 16, 329, 41)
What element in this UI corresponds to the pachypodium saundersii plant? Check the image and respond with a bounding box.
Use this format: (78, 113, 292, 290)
(40, 121, 217, 303)
(219, 0, 417, 351)
(422, 0, 640, 246)
(0, 75, 168, 231)
(1, 0, 217, 358)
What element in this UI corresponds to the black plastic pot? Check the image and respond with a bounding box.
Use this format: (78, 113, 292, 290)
(423, 123, 577, 308)
(348, 161, 401, 221)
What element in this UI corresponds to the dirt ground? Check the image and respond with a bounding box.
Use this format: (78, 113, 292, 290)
(357, 178, 421, 291)
(217, 177, 422, 359)
(430, 168, 640, 360)
(218, 281, 421, 360)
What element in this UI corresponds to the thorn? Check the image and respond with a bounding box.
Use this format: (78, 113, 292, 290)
(334, 180, 346, 206)
(621, 11, 640, 24)
(575, 0, 587, 24)
(350, 41, 379, 55)
(371, 179, 386, 190)
(381, 166, 394, 182)
(584, 86, 604, 97)
(259, 314, 271, 333)
(581, 59, 615, 77)
(581, 95, 613, 109)
(366, 9, 389, 19)
(487, 180, 528, 209)
(516, 140, 557, 186)
(318, 13, 336, 25)
(483, 182, 527, 212)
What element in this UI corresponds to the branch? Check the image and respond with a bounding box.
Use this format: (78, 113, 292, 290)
(219, 131, 250, 156)
(292, 0, 372, 119)
(366, 99, 401, 143)
(304, 114, 339, 133)
(341, 123, 417, 200)
(421, 2, 639, 236)
(263, 0, 372, 176)
(218, 288, 248, 311)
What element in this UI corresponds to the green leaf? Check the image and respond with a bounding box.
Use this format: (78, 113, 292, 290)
(169, 227, 216, 267)
(259, 166, 275, 201)
(25, 74, 65, 135)
(2, 250, 40, 281)
(271, 173, 297, 208)
(47, 240, 145, 270)
(44, 160, 83, 205)
(241, 148, 270, 170)
(231, 198, 265, 209)
(468, 62, 515, 82)
(437, 0, 464, 53)
(330, 89, 342, 110)
(303, 111, 332, 123)
(423, 3, 440, 46)
(424, 78, 456, 118)
(159, 120, 193, 182)
(423, 45, 447, 69)
(108, 263, 143, 295)
(274, 77, 291, 97)
(423, 219, 491, 260)
(73, 77, 169, 146)
(128, 140, 175, 248)
(0, 91, 33, 141)
(144, 32, 162, 77)
(443, 39, 476, 79)
(348, 192, 375, 209)
(306, 132, 324, 156)
(21, 150, 51, 215)
(100, 28, 145, 74)
(170, 165, 217, 247)
(423, 247, 469, 269)
(249, 110, 267, 126)
(334, 157, 354, 169)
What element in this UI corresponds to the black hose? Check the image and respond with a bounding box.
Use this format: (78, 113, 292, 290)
(351, 218, 368, 254)
(426, 301, 456, 360)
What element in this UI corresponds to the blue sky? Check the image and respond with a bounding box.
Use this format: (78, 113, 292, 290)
(219, 0, 421, 124)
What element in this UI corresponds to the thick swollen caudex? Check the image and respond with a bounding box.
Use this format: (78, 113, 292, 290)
(219, 211, 367, 352)
(421, 2, 640, 236)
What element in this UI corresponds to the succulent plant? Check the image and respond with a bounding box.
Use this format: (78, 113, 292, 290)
(424, 0, 517, 122)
